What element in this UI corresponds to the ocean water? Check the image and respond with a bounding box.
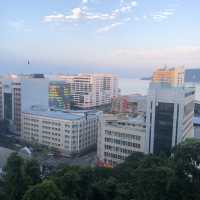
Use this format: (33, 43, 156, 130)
(119, 78, 150, 95)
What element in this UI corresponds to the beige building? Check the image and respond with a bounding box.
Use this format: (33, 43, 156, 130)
(97, 114, 146, 167)
(22, 106, 103, 154)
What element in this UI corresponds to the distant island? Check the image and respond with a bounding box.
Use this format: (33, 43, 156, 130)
(140, 76, 152, 80)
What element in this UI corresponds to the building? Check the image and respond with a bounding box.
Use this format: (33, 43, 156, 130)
(185, 69, 200, 83)
(21, 106, 103, 154)
(49, 81, 72, 110)
(0, 74, 49, 134)
(193, 117, 200, 139)
(152, 66, 184, 87)
(58, 74, 119, 108)
(184, 68, 200, 115)
(146, 83, 195, 154)
(97, 114, 146, 167)
(111, 94, 146, 114)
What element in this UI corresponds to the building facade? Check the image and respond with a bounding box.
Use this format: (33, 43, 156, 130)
(111, 94, 147, 114)
(97, 114, 146, 167)
(59, 74, 119, 108)
(0, 75, 49, 134)
(49, 81, 72, 110)
(146, 83, 195, 154)
(22, 106, 103, 154)
(152, 66, 184, 87)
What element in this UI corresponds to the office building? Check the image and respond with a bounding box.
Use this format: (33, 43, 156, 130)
(146, 83, 195, 154)
(97, 114, 146, 167)
(21, 106, 103, 154)
(0, 74, 49, 134)
(58, 74, 119, 108)
(49, 81, 72, 110)
(193, 117, 200, 139)
(152, 66, 184, 86)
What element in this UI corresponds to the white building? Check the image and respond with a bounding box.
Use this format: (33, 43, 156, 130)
(58, 74, 119, 108)
(146, 83, 195, 154)
(97, 114, 146, 167)
(0, 74, 49, 134)
(21, 106, 103, 154)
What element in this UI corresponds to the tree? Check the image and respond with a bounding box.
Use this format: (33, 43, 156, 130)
(24, 159, 41, 186)
(4, 153, 27, 200)
(22, 180, 63, 200)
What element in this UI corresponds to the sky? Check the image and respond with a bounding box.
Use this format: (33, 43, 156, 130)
(1, 0, 200, 77)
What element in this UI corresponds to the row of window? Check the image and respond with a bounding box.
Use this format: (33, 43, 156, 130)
(105, 137, 141, 148)
(105, 130, 142, 141)
(105, 145, 136, 154)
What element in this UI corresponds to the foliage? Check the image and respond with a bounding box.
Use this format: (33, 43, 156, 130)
(2, 138, 200, 200)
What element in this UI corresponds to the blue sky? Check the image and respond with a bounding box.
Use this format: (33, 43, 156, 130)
(1, 0, 200, 77)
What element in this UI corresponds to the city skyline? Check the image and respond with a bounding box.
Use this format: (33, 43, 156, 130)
(1, 0, 200, 77)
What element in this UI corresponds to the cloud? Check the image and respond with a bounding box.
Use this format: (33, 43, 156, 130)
(97, 22, 124, 33)
(43, 1, 138, 23)
(44, 7, 119, 22)
(151, 9, 175, 22)
(82, 0, 88, 3)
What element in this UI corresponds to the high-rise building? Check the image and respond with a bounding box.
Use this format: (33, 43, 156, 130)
(152, 66, 184, 86)
(21, 106, 103, 154)
(0, 74, 49, 134)
(97, 114, 146, 167)
(58, 74, 119, 108)
(49, 81, 72, 110)
(146, 83, 195, 154)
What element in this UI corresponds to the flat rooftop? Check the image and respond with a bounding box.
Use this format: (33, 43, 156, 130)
(22, 107, 100, 121)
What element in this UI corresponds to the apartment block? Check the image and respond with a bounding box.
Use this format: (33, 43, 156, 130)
(59, 74, 119, 108)
(22, 106, 103, 154)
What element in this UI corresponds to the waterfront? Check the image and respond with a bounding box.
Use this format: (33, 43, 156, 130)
(119, 78, 150, 95)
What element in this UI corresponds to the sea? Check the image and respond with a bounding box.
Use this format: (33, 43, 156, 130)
(119, 78, 150, 96)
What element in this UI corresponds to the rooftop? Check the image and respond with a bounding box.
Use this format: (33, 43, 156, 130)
(23, 106, 100, 121)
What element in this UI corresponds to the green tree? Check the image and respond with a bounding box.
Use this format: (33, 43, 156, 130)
(4, 153, 26, 200)
(24, 159, 41, 186)
(22, 180, 63, 200)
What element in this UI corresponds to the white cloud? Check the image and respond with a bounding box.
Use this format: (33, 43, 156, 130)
(151, 9, 175, 22)
(97, 22, 124, 33)
(82, 0, 88, 4)
(43, 1, 138, 23)
(44, 7, 119, 22)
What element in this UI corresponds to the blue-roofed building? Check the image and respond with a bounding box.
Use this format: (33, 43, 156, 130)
(21, 106, 103, 154)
